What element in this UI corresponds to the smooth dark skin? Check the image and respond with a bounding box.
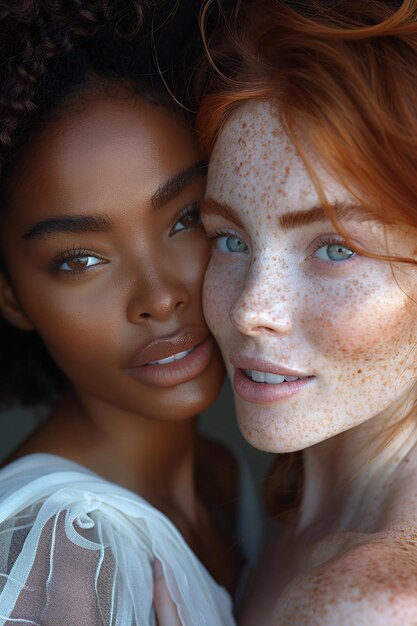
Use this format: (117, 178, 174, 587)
(0, 83, 242, 592)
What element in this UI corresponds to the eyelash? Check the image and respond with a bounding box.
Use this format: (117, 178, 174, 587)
(52, 246, 106, 276)
(205, 228, 241, 243)
(310, 234, 358, 262)
(206, 230, 359, 264)
(52, 204, 201, 277)
(170, 203, 201, 234)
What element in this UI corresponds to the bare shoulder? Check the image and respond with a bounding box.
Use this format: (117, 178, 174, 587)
(275, 526, 417, 626)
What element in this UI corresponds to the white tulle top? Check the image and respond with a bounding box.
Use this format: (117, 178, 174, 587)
(0, 454, 242, 626)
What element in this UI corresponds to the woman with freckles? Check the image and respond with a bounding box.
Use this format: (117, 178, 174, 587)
(155, 0, 417, 624)
(0, 1, 265, 624)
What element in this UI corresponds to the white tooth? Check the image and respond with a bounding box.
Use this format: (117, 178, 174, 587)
(151, 355, 176, 365)
(148, 348, 194, 366)
(245, 370, 253, 378)
(284, 376, 299, 382)
(174, 349, 192, 361)
(252, 370, 266, 383)
(265, 373, 285, 384)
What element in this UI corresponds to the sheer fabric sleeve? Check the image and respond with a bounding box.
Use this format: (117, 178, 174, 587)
(0, 456, 236, 626)
(3, 509, 107, 625)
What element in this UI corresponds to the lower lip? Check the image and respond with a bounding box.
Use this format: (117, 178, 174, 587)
(125, 337, 214, 388)
(233, 368, 314, 404)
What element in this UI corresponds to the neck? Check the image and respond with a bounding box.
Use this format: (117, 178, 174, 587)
(298, 406, 417, 535)
(35, 389, 201, 520)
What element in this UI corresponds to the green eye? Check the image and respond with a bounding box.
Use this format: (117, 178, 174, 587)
(215, 235, 248, 253)
(314, 243, 355, 262)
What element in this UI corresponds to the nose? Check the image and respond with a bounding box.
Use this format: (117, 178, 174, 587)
(126, 267, 190, 324)
(229, 262, 293, 337)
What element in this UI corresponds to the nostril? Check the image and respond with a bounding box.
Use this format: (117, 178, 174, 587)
(129, 293, 188, 323)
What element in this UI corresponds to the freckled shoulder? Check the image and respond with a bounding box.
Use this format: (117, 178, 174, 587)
(274, 527, 417, 626)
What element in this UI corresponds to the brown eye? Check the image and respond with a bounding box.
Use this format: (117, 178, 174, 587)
(58, 255, 103, 272)
(171, 204, 201, 233)
(182, 212, 200, 226)
(68, 257, 89, 269)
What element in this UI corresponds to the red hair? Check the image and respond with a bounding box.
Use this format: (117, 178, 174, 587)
(198, 0, 417, 516)
(199, 0, 417, 242)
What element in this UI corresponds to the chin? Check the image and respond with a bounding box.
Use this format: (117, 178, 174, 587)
(235, 407, 319, 454)
(153, 362, 225, 422)
(237, 427, 308, 453)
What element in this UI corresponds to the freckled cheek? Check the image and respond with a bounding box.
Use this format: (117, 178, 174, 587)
(203, 256, 243, 338)
(303, 284, 416, 361)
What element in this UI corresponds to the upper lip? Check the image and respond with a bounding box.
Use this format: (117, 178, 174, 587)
(126, 327, 209, 367)
(230, 354, 311, 378)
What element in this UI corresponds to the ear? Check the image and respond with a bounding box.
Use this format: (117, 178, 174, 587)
(0, 272, 34, 331)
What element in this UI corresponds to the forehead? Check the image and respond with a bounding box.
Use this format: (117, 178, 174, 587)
(207, 100, 354, 214)
(6, 92, 197, 223)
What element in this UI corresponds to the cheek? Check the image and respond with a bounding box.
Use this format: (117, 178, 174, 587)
(13, 270, 120, 367)
(36, 301, 116, 375)
(304, 274, 417, 366)
(179, 237, 210, 296)
(164, 233, 212, 314)
(203, 256, 241, 337)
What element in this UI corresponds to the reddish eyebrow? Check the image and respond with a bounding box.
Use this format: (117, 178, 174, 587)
(203, 197, 379, 232)
(279, 202, 378, 231)
(200, 198, 246, 229)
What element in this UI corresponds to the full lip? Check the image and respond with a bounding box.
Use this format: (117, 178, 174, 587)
(231, 354, 315, 405)
(126, 326, 210, 368)
(230, 354, 311, 379)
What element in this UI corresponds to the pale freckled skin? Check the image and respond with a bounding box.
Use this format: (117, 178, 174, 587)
(204, 101, 417, 453)
(201, 101, 417, 625)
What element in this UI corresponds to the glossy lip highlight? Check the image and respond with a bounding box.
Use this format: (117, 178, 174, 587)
(125, 327, 214, 388)
(128, 327, 209, 367)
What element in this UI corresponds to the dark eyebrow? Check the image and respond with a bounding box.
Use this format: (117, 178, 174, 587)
(151, 160, 207, 211)
(279, 202, 378, 231)
(200, 197, 245, 229)
(24, 214, 112, 240)
(24, 160, 206, 240)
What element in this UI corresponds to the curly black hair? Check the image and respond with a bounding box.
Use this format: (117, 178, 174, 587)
(0, 0, 210, 406)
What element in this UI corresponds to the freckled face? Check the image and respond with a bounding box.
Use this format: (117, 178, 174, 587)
(0, 91, 224, 420)
(202, 100, 417, 452)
